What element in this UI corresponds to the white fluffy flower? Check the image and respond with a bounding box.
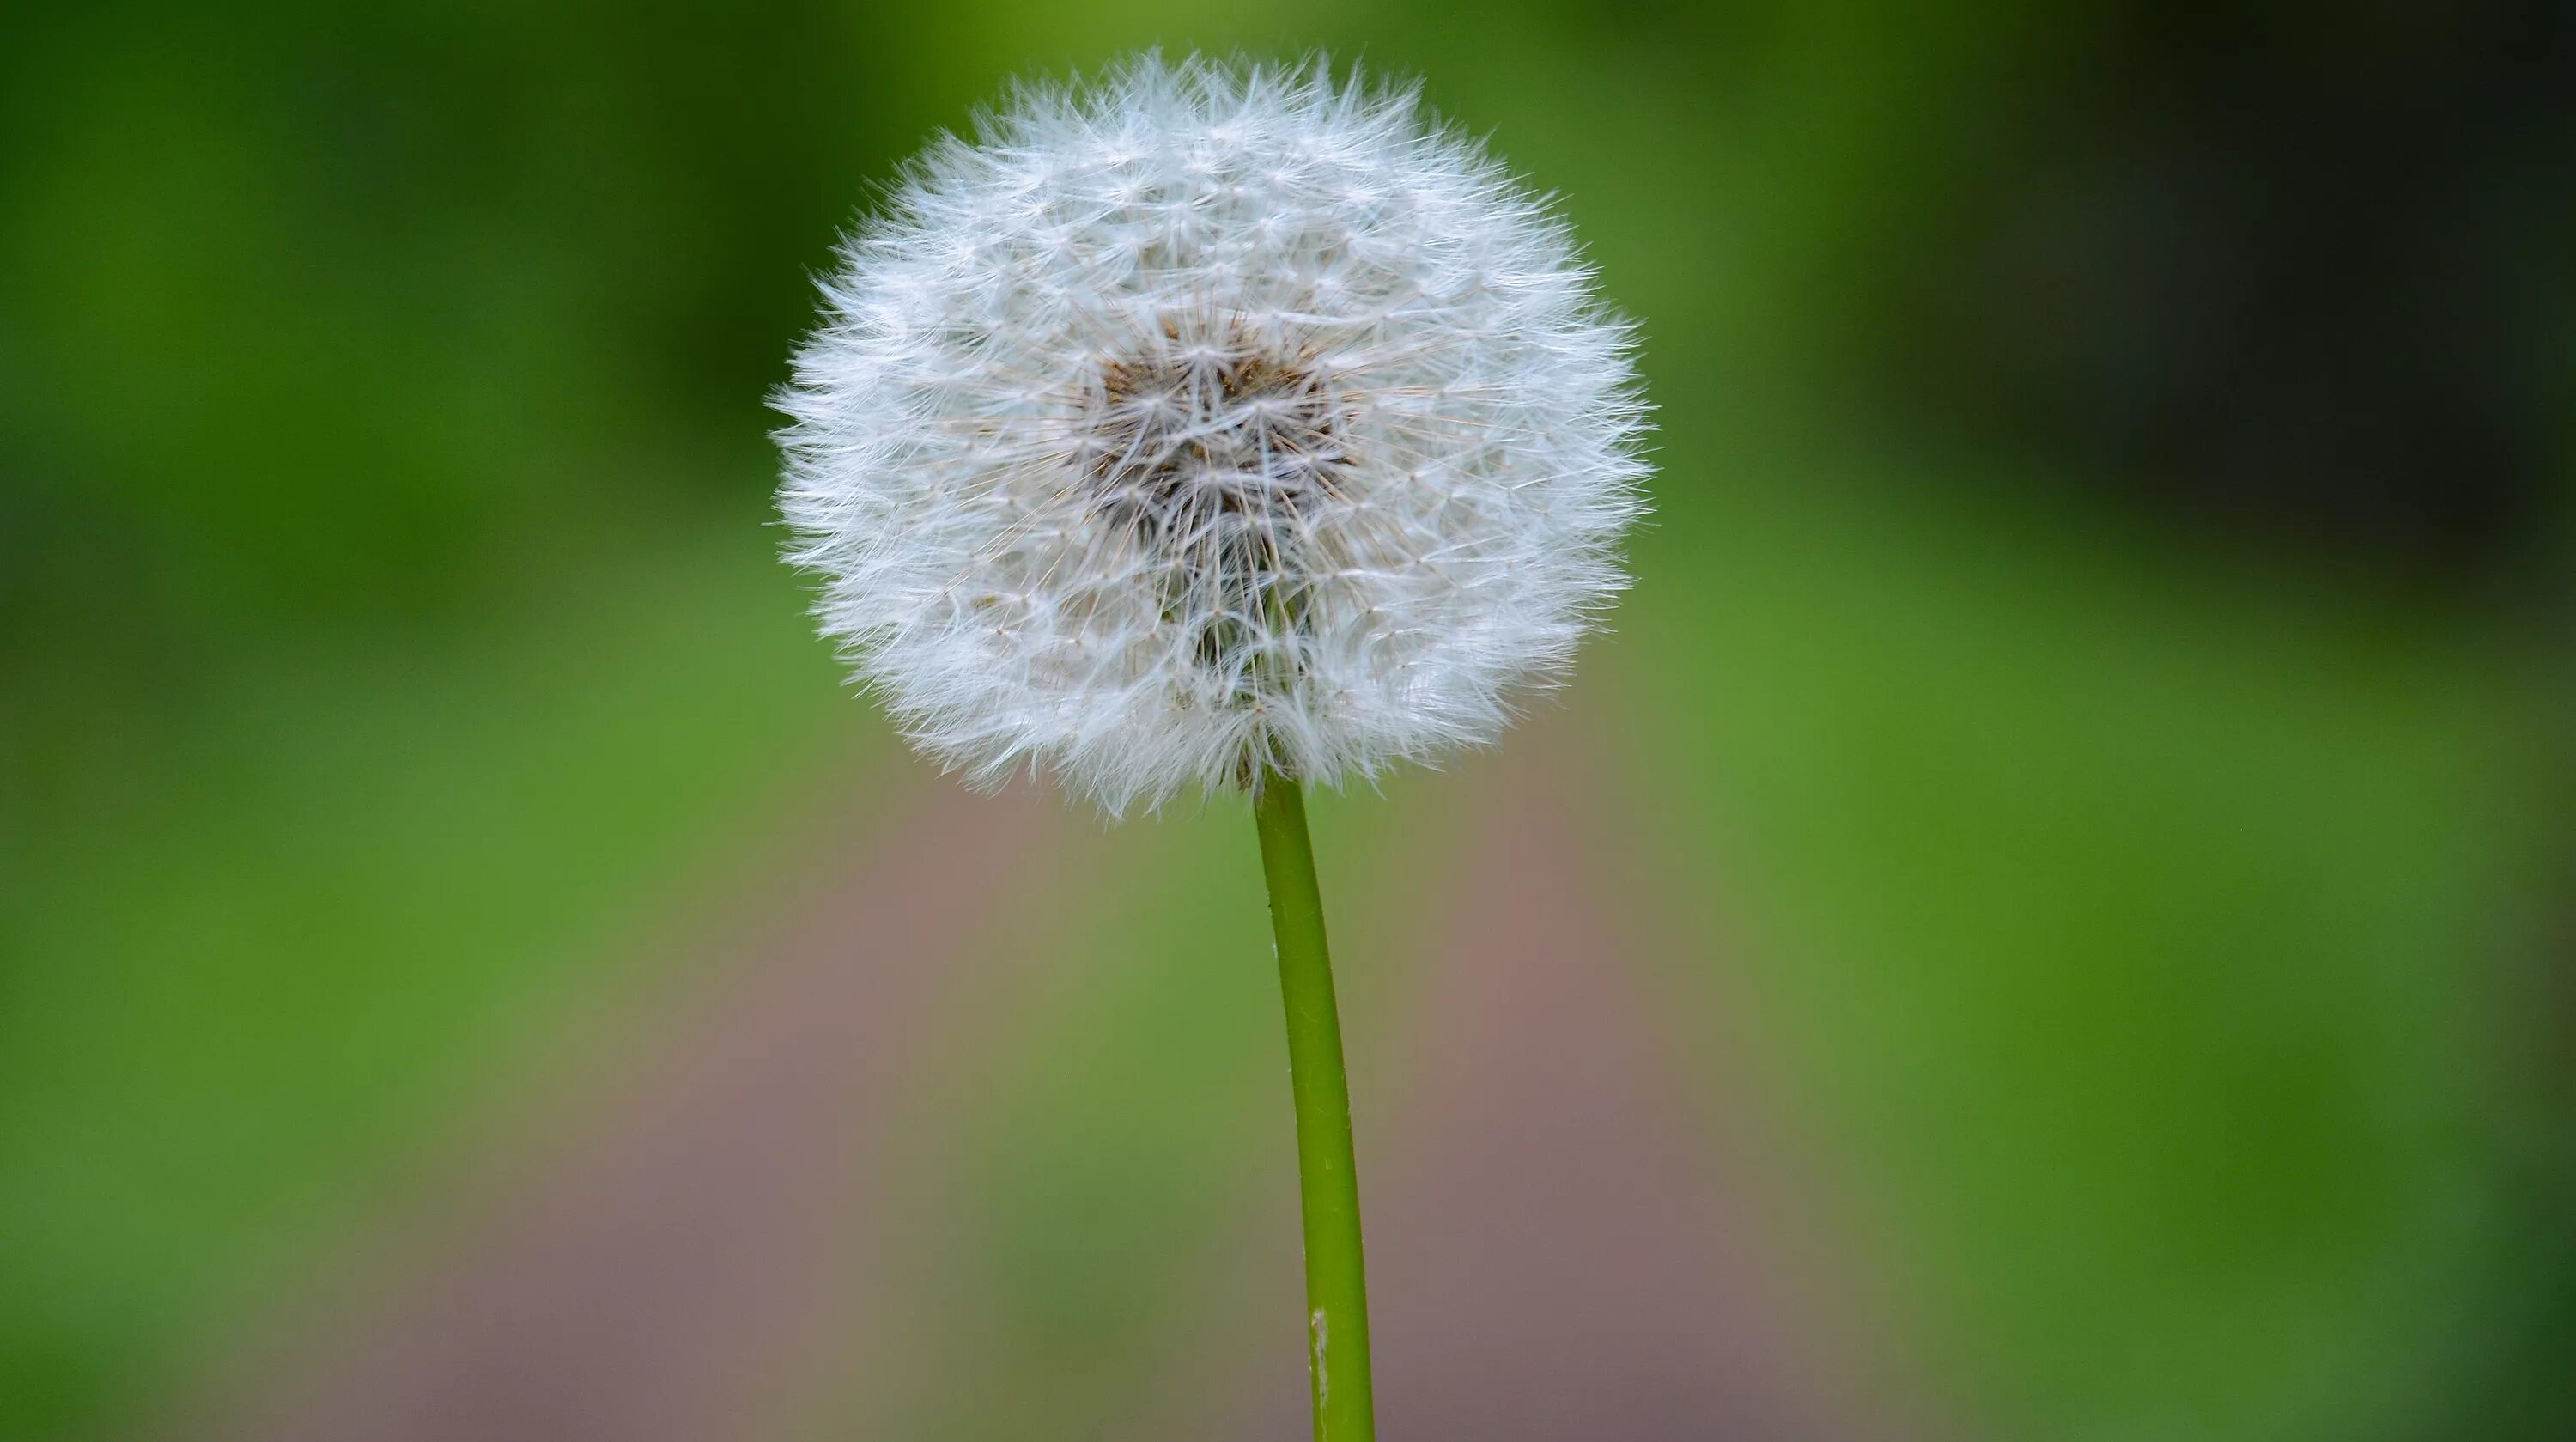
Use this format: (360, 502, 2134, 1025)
(776, 54, 1648, 812)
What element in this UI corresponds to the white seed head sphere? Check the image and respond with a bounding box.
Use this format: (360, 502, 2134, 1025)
(777, 55, 1649, 813)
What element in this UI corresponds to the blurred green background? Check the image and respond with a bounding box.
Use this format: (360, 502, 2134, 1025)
(6, 2, 2573, 1439)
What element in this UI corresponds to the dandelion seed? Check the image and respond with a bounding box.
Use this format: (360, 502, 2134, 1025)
(776, 52, 1649, 815)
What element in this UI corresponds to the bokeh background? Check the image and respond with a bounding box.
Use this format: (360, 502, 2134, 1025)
(6, 2, 2574, 1439)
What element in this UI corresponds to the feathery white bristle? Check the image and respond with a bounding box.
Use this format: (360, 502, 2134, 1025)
(775, 52, 1649, 813)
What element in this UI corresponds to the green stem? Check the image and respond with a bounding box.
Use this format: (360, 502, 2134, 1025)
(1253, 773, 1376, 1442)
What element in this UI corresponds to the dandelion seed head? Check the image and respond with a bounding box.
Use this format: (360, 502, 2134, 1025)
(776, 52, 1649, 812)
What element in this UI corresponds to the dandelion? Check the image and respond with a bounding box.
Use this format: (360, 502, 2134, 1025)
(776, 52, 1646, 1440)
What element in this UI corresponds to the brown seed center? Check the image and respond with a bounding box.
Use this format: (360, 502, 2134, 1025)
(1081, 346, 1350, 551)
(1075, 339, 1352, 703)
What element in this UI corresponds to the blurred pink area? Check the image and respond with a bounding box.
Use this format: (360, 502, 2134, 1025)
(175, 735, 1908, 1442)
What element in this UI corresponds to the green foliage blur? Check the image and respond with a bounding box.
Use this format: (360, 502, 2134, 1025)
(5, 2, 2572, 1439)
